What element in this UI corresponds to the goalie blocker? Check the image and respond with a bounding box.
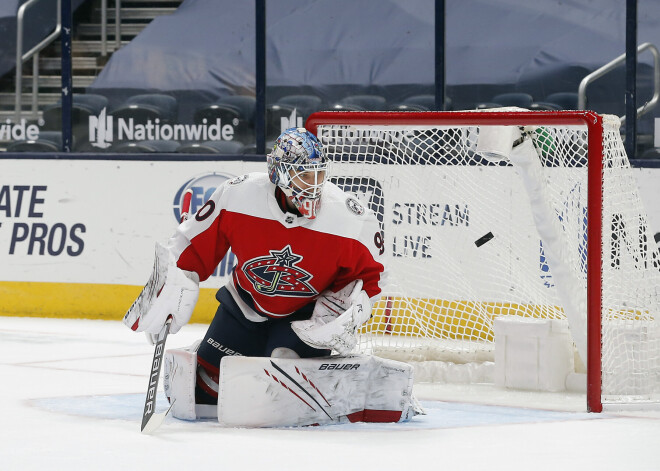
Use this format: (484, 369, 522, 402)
(163, 345, 423, 427)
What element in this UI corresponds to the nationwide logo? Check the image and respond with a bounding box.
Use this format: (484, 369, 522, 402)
(280, 108, 303, 133)
(242, 245, 317, 297)
(89, 107, 236, 149)
(89, 107, 113, 148)
(0, 119, 41, 141)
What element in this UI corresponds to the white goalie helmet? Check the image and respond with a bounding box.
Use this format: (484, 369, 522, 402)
(267, 127, 329, 219)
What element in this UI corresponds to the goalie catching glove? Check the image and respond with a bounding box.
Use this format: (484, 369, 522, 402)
(291, 279, 371, 355)
(123, 242, 199, 336)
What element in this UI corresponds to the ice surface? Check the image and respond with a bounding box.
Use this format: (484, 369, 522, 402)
(1, 317, 659, 471)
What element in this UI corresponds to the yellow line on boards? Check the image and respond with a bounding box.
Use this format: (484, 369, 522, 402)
(0, 281, 218, 324)
(16, 283, 647, 341)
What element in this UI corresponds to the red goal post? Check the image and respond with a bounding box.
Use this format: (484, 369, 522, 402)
(307, 110, 660, 412)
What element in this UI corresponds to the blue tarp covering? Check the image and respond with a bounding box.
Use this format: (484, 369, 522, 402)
(89, 0, 660, 124)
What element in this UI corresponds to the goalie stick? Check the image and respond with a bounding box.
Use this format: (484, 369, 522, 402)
(140, 188, 193, 433)
(141, 315, 174, 433)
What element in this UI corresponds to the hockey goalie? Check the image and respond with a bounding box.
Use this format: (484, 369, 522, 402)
(123, 127, 423, 427)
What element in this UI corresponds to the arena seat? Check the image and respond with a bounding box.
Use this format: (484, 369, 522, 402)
(42, 94, 109, 130)
(333, 94, 387, 111)
(390, 94, 453, 111)
(41, 94, 109, 150)
(491, 93, 534, 109)
(277, 95, 323, 116)
(194, 96, 256, 124)
(242, 139, 277, 154)
(475, 102, 503, 109)
(5, 131, 64, 152)
(266, 102, 298, 138)
(194, 95, 256, 142)
(390, 102, 429, 111)
(265, 94, 324, 137)
(530, 102, 563, 111)
(639, 148, 660, 159)
(177, 140, 245, 154)
(634, 133, 655, 157)
(111, 94, 178, 125)
(544, 92, 579, 110)
(403, 94, 436, 110)
(110, 139, 180, 153)
(328, 102, 366, 111)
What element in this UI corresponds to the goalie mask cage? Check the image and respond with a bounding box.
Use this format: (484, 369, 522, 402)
(307, 110, 660, 412)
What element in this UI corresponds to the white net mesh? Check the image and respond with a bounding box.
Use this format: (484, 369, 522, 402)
(315, 112, 660, 403)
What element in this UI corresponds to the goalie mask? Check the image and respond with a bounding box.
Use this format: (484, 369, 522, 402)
(267, 127, 329, 219)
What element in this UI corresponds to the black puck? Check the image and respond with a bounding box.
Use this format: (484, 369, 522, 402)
(475, 231, 494, 247)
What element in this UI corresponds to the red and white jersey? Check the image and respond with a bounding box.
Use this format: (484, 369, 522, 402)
(167, 172, 387, 320)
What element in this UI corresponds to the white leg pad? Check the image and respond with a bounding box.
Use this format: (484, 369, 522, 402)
(163, 340, 218, 420)
(217, 354, 424, 427)
(163, 345, 197, 420)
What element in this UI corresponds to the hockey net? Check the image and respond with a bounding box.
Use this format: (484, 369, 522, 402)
(307, 110, 660, 411)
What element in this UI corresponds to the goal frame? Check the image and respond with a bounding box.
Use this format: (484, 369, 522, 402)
(307, 110, 605, 412)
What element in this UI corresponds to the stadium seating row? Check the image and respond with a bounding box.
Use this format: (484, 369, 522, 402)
(5, 131, 273, 154)
(8, 91, 581, 153)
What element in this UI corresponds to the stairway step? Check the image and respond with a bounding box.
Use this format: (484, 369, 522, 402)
(0, 109, 43, 120)
(0, 92, 60, 107)
(100, 7, 178, 21)
(54, 40, 130, 55)
(0, 0, 184, 118)
(77, 22, 148, 38)
(21, 75, 96, 89)
(39, 56, 103, 72)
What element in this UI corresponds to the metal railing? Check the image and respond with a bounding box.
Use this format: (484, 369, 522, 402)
(15, 0, 62, 121)
(578, 42, 660, 124)
(100, 0, 122, 57)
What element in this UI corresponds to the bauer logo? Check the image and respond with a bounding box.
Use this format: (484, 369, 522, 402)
(89, 107, 236, 149)
(318, 363, 360, 370)
(173, 172, 237, 279)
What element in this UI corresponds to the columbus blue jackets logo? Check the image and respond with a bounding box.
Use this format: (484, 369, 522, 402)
(242, 245, 317, 297)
